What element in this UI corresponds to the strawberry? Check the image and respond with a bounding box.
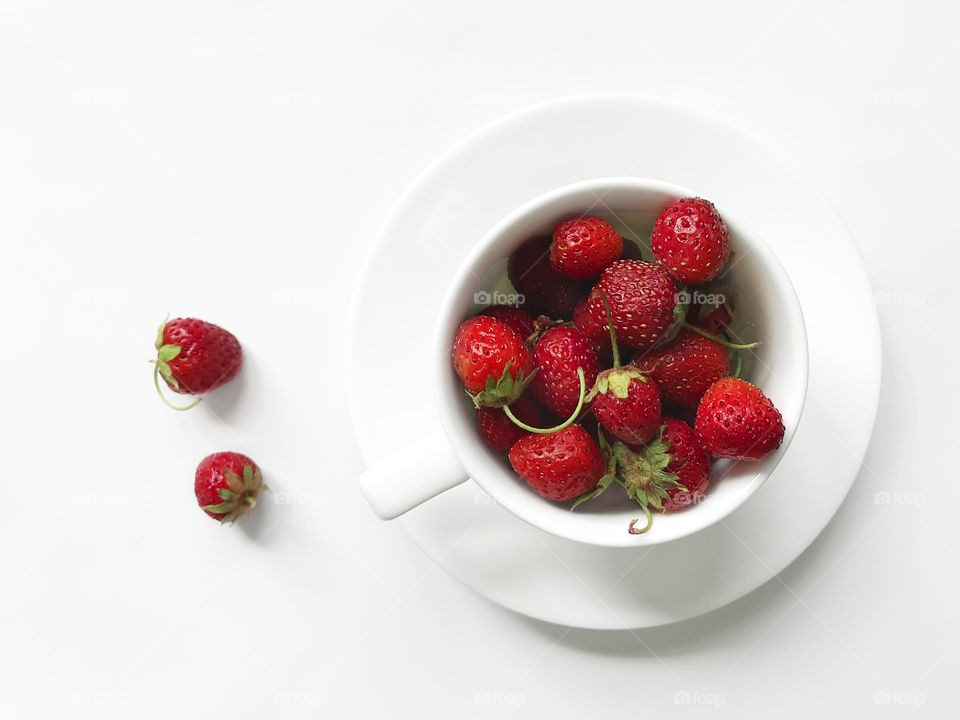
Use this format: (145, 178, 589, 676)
(584, 260, 681, 350)
(508, 425, 605, 501)
(697, 303, 733, 336)
(195, 452, 268, 524)
(650, 197, 730, 285)
(507, 236, 584, 315)
(479, 305, 535, 341)
(657, 419, 711, 511)
(476, 395, 541, 451)
(154, 318, 242, 407)
(633, 329, 730, 407)
(531, 326, 599, 418)
(550, 216, 623, 279)
(695, 378, 784, 460)
(586, 290, 662, 445)
(451, 316, 534, 407)
(592, 372, 661, 446)
(573, 296, 612, 363)
(573, 421, 708, 533)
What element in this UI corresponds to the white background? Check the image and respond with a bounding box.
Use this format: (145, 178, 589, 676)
(0, 1, 955, 717)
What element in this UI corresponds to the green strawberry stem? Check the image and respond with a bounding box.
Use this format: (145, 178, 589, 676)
(153, 363, 201, 411)
(732, 350, 743, 379)
(583, 289, 648, 405)
(628, 513, 653, 535)
(503, 367, 585, 434)
(682, 322, 759, 350)
(597, 290, 622, 369)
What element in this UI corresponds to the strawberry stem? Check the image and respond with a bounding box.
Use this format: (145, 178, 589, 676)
(153, 363, 201, 411)
(682, 322, 759, 350)
(628, 510, 653, 535)
(597, 290, 621, 368)
(503, 367, 585, 434)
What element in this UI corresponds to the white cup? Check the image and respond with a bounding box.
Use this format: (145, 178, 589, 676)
(359, 177, 808, 547)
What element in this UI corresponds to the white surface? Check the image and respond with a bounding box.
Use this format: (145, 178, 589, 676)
(0, 1, 954, 717)
(347, 98, 867, 624)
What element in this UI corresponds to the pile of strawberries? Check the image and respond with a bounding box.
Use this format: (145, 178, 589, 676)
(451, 198, 785, 534)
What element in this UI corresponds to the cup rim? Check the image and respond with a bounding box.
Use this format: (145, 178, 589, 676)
(434, 176, 809, 548)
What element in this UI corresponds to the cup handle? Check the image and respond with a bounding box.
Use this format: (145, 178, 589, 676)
(359, 429, 468, 519)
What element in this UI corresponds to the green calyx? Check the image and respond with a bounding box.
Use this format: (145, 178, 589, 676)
(616, 432, 687, 534)
(587, 365, 647, 403)
(154, 321, 181, 389)
(152, 319, 201, 411)
(571, 425, 687, 536)
(468, 360, 537, 409)
(202, 464, 270, 525)
(588, 289, 650, 403)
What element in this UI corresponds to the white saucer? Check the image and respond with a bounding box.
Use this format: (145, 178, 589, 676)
(347, 94, 881, 629)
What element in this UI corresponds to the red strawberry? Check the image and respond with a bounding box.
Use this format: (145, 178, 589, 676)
(154, 318, 242, 404)
(476, 395, 542, 451)
(697, 303, 733, 335)
(479, 305, 535, 341)
(651, 197, 730, 285)
(195, 452, 268, 524)
(695, 378, 784, 460)
(596, 420, 710, 532)
(633, 329, 730, 407)
(508, 425, 605, 501)
(531, 327, 599, 418)
(507, 236, 584, 315)
(550, 216, 622, 279)
(451, 316, 534, 406)
(584, 260, 680, 350)
(657, 419, 711, 511)
(571, 427, 691, 534)
(584, 288, 663, 445)
(592, 372, 662, 445)
(573, 296, 612, 363)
